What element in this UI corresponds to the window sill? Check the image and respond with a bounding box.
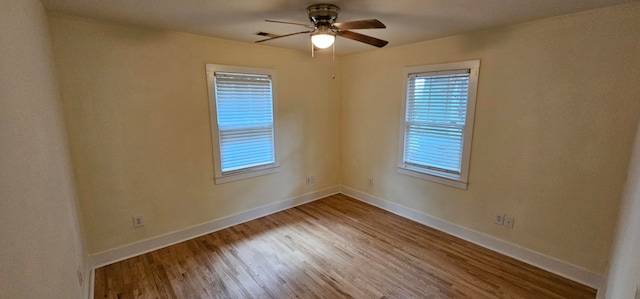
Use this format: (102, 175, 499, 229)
(215, 166, 280, 184)
(397, 167, 468, 190)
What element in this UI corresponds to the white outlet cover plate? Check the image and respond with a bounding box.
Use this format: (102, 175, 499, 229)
(504, 216, 514, 229)
(494, 213, 505, 225)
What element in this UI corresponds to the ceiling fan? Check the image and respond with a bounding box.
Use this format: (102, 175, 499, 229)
(255, 3, 388, 51)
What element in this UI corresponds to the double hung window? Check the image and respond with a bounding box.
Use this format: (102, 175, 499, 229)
(399, 60, 480, 189)
(206, 64, 279, 184)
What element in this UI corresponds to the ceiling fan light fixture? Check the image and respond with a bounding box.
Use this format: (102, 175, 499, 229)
(311, 32, 335, 48)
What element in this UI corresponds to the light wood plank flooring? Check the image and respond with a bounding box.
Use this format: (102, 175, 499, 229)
(94, 194, 596, 298)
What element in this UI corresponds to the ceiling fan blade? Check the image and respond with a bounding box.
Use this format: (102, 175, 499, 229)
(255, 31, 279, 38)
(339, 30, 388, 47)
(255, 31, 313, 43)
(333, 19, 386, 30)
(265, 20, 314, 28)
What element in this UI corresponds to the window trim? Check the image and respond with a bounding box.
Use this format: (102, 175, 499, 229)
(398, 60, 480, 189)
(205, 64, 280, 184)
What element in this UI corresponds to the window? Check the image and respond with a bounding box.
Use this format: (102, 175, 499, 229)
(398, 60, 480, 189)
(206, 64, 279, 184)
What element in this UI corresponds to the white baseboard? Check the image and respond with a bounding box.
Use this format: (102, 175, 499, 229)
(90, 186, 340, 268)
(340, 185, 604, 289)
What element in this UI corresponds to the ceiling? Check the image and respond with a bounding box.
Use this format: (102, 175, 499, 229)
(40, 0, 633, 56)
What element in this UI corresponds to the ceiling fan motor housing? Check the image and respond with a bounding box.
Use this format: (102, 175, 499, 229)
(307, 4, 340, 25)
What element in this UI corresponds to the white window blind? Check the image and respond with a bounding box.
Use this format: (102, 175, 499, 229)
(214, 71, 275, 174)
(403, 69, 471, 180)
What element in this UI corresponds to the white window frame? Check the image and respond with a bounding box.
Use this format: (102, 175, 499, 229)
(398, 60, 480, 189)
(205, 64, 280, 184)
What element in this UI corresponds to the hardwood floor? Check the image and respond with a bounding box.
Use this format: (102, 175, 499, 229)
(94, 194, 596, 298)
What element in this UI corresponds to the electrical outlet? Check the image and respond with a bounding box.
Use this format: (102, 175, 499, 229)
(133, 215, 145, 228)
(306, 176, 315, 185)
(368, 178, 373, 187)
(504, 216, 515, 229)
(494, 213, 505, 225)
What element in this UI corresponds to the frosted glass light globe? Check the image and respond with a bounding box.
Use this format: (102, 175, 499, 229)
(311, 34, 335, 49)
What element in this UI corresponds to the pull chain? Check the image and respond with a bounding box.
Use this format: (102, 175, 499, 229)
(310, 37, 336, 79)
(332, 40, 336, 79)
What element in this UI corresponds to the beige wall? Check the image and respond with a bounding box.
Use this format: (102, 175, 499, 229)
(0, 0, 88, 298)
(48, 15, 342, 254)
(340, 2, 640, 274)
